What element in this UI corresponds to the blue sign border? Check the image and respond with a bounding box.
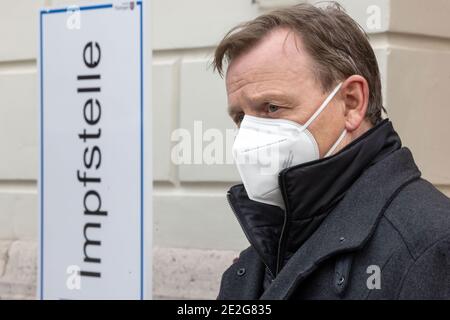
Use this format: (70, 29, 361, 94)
(39, 1, 144, 300)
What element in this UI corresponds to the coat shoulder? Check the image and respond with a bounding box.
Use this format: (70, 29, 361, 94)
(383, 178, 450, 260)
(397, 232, 450, 299)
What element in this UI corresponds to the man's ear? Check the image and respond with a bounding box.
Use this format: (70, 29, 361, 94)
(341, 75, 369, 132)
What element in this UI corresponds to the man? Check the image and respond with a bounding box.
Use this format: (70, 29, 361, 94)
(213, 3, 450, 299)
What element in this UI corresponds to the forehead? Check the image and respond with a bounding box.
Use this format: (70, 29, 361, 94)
(225, 27, 314, 94)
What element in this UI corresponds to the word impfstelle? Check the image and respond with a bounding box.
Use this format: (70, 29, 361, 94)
(76, 41, 107, 279)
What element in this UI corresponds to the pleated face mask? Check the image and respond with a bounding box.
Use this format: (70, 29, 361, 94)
(232, 83, 346, 209)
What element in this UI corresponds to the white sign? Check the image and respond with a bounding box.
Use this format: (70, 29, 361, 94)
(39, 1, 150, 299)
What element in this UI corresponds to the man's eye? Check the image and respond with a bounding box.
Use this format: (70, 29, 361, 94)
(268, 104, 280, 113)
(236, 113, 244, 124)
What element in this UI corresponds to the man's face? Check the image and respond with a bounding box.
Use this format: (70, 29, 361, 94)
(226, 27, 347, 158)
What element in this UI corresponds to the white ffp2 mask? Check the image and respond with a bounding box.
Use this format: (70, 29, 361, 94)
(232, 83, 346, 209)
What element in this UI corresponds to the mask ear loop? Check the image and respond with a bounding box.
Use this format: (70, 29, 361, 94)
(325, 129, 347, 157)
(303, 82, 343, 129)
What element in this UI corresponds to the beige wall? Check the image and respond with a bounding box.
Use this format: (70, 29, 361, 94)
(0, 0, 449, 299)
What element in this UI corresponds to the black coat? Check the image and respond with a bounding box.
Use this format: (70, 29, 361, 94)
(218, 121, 450, 300)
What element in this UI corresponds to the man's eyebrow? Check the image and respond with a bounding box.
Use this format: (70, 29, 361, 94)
(255, 86, 287, 98)
(227, 90, 290, 117)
